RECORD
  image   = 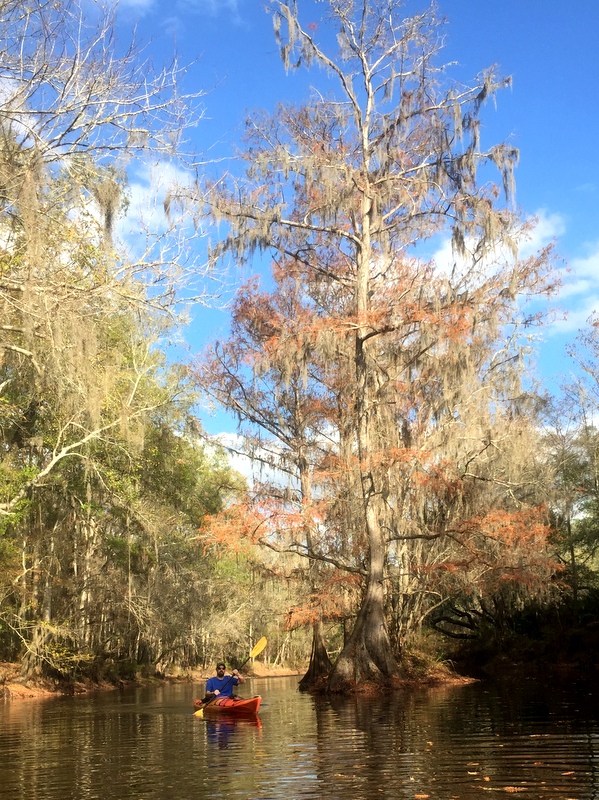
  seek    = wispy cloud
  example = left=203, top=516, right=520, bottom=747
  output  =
left=129, top=0, right=243, bottom=42
left=575, top=182, right=597, bottom=194
left=518, top=209, right=566, bottom=258
left=552, top=243, right=599, bottom=333
left=571, top=246, right=599, bottom=285
left=119, top=0, right=156, bottom=12
left=425, top=210, right=598, bottom=339
left=213, top=432, right=289, bottom=488
left=176, top=0, right=241, bottom=19
left=118, top=160, right=196, bottom=241
left=112, top=159, right=207, bottom=276
left=213, top=432, right=253, bottom=482
left=163, top=15, right=183, bottom=36
left=428, top=209, right=566, bottom=281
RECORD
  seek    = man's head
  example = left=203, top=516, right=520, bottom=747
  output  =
left=216, top=662, right=226, bottom=676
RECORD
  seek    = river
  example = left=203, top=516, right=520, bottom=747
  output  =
left=1, top=674, right=598, bottom=799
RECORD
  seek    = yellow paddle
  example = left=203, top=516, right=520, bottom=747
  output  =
left=194, top=636, right=267, bottom=717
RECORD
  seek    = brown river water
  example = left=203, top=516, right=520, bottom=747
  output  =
left=1, top=674, right=598, bottom=799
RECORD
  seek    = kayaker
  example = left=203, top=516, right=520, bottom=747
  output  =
left=204, top=661, right=245, bottom=700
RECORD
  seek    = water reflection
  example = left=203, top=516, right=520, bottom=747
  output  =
left=203, top=713, right=263, bottom=749
left=1, top=676, right=598, bottom=799
left=305, top=681, right=599, bottom=800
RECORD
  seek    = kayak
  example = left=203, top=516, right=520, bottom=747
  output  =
left=194, top=695, right=261, bottom=715
left=194, top=695, right=262, bottom=715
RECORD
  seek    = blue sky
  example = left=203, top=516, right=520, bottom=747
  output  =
left=111, top=0, right=599, bottom=431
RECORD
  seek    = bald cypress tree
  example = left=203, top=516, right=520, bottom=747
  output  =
left=203, top=0, right=557, bottom=691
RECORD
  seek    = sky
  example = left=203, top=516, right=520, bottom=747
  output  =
left=109, top=0, right=599, bottom=433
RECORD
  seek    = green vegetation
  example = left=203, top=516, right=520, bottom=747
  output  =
left=1, top=0, right=598, bottom=692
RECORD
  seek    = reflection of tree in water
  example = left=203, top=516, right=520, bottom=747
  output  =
left=311, top=692, right=420, bottom=797
left=310, top=684, right=599, bottom=799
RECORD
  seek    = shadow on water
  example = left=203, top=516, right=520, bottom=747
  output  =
left=1, top=675, right=599, bottom=799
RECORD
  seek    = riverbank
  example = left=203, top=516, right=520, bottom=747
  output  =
left=11, top=632, right=594, bottom=703
left=0, top=660, right=302, bottom=702
left=0, top=660, right=470, bottom=703
left=1, top=662, right=65, bottom=701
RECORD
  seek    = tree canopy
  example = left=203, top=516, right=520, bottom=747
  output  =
left=0, top=0, right=245, bottom=680
left=195, top=0, right=559, bottom=691
left=2, top=0, right=598, bottom=692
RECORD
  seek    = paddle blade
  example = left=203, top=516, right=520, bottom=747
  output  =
left=250, top=636, right=267, bottom=659
left=194, top=708, right=204, bottom=717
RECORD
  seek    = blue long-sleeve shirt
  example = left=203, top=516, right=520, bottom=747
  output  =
left=205, top=674, right=239, bottom=697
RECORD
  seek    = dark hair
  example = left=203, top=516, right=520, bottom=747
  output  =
left=216, top=662, right=226, bottom=669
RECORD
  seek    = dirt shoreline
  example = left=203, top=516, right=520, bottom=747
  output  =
left=0, top=661, right=302, bottom=703
left=1, top=661, right=477, bottom=704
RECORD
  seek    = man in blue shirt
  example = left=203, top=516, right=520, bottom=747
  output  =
left=205, top=661, right=245, bottom=699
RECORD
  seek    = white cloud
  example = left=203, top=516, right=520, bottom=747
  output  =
left=213, top=432, right=254, bottom=482
left=429, top=209, right=566, bottom=276
left=116, top=0, right=243, bottom=38
left=551, top=244, right=599, bottom=334
left=117, top=159, right=198, bottom=242
left=518, top=209, right=566, bottom=259
left=571, top=246, right=599, bottom=284
left=177, top=0, right=241, bottom=19
left=119, top=0, right=156, bottom=11
left=428, top=237, right=454, bottom=273
left=507, top=212, right=599, bottom=337
left=424, top=209, right=597, bottom=339
left=213, top=432, right=295, bottom=490
left=163, top=15, right=183, bottom=35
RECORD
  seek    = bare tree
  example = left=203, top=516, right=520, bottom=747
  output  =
left=0, top=0, right=231, bottom=678
left=0, top=0, right=211, bottom=517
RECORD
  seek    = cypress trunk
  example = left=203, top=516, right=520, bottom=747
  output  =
left=299, top=619, right=333, bottom=691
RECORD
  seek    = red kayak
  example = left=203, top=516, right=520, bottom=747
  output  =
left=194, top=695, right=262, bottom=715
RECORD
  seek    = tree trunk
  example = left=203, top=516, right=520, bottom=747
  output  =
left=299, top=619, right=332, bottom=691
left=328, top=509, right=398, bottom=692
left=327, top=579, right=397, bottom=692
left=327, top=188, right=399, bottom=692
left=297, top=456, right=334, bottom=691
left=20, top=624, right=51, bottom=681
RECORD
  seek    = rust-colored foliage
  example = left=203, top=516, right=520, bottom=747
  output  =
left=284, top=580, right=352, bottom=630
left=419, top=507, right=560, bottom=598
left=196, top=1, right=559, bottom=687
left=198, top=502, right=260, bottom=555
